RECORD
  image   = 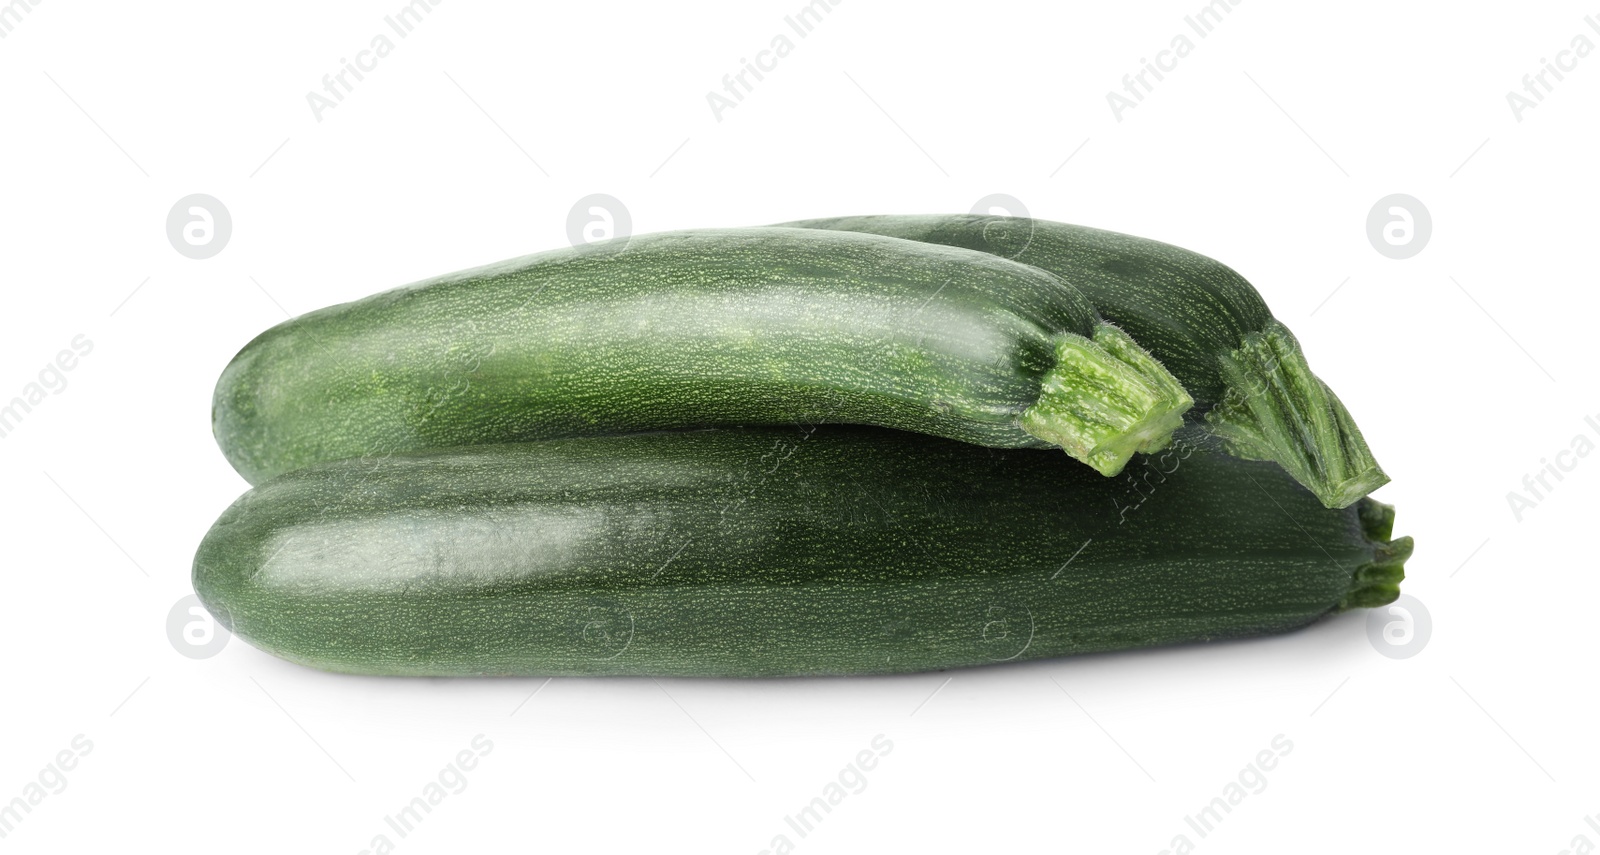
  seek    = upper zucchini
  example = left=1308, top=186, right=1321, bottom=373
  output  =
left=214, top=228, right=1190, bottom=484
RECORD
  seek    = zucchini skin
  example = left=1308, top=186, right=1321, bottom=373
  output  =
left=213, top=228, right=1190, bottom=485
left=193, top=427, right=1409, bottom=678
left=782, top=215, right=1390, bottom=509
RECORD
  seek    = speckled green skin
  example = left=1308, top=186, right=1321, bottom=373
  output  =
left=783, top=215, right=1390, bottom=508
left=214, top=227, right=1189, bottom=485
left=192, top=427, right=1409, bottom=677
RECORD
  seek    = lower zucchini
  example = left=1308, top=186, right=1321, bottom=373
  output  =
left=193, top=427, right=1409, bottom=677
left=781, top=214, right=1389, bottom=509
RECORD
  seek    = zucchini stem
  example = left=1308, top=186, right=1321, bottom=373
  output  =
left=1205, top=320, right=1390, bottom=509
left=1021, top=323, right=1194, bottom=477
left=1337, top=499, right=1410, bottom=611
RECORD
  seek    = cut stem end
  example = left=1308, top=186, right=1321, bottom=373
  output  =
left=1338, top=499, right=1410, bottom=611
left=1021, top=323, right=1194, bottom=477
left=1205, top=320, right=1390, bottom=508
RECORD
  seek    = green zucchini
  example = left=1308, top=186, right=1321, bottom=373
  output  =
left=213, top=228, right=1192, bottom=485
left=781, top=214, right=1388, bottom=509
left=192, top=427, right=1409, bottom=677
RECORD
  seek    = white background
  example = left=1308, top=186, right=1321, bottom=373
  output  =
left=1, top=1, right=1595, bottom=852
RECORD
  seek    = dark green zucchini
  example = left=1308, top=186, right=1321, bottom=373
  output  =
left=781, top=214, right=1388, bottom=509
left=193, top=427, right=1409, bottom=677
left=213, top=228, right=1192, bottom=485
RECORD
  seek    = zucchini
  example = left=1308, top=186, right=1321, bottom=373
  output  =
left=781, top=214, right=1389, bottom=509
left=192, top=427, right=1409, bottom=677
left=213, top=228, right=1192, bottom=485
